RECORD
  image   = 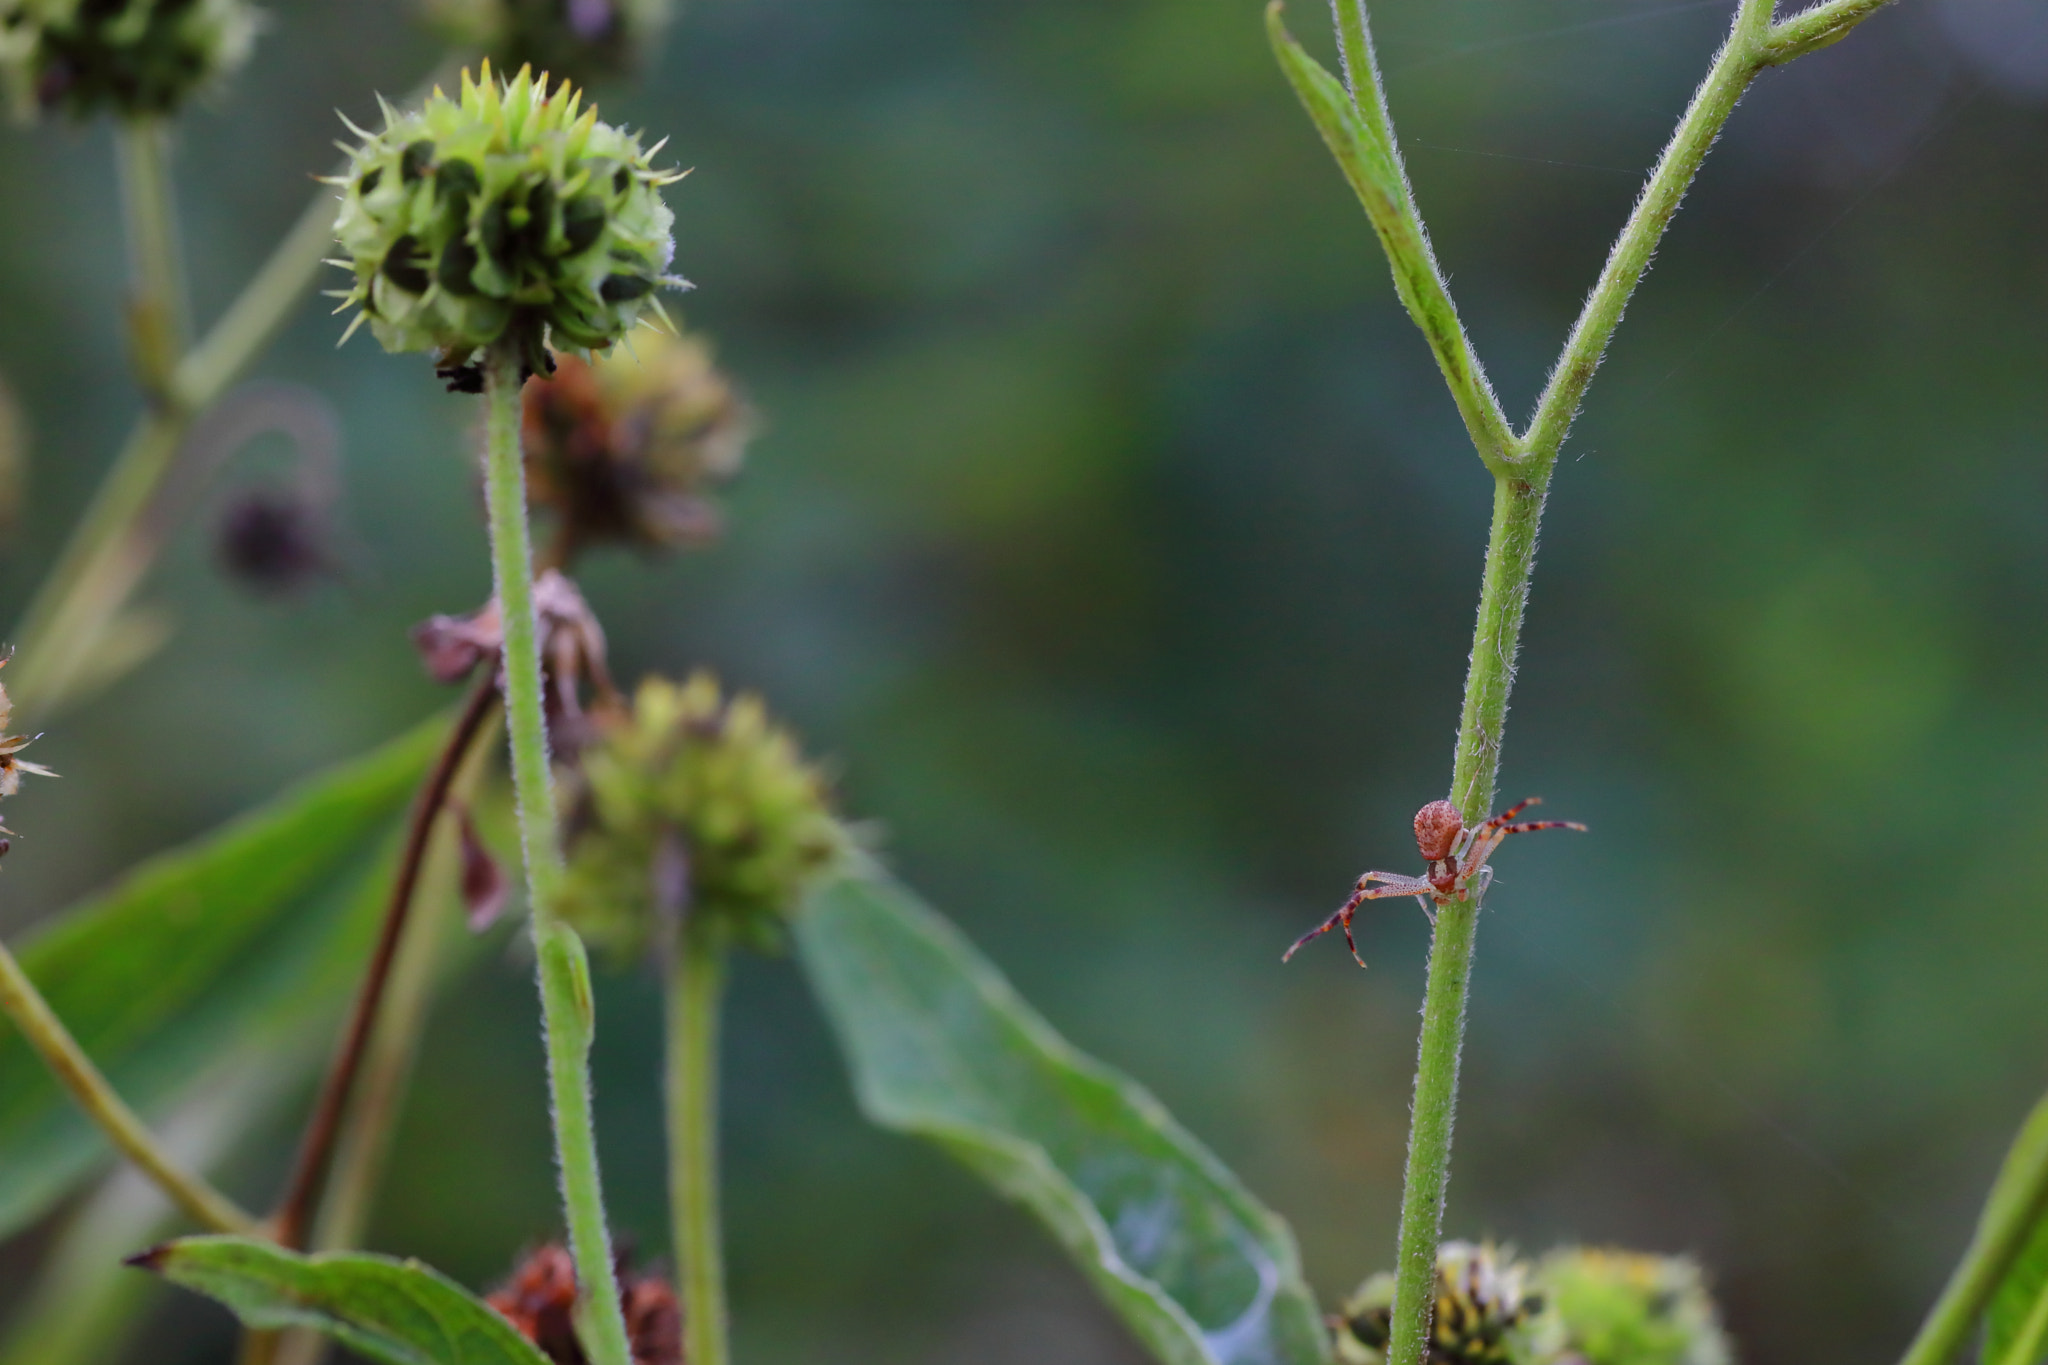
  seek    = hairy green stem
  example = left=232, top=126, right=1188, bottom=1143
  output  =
left=1377, top=2, right=1854, bottom=1361
left=1302, top=0, right=1514, bottom=470
left=0, top=935, right=256, bottom=1235
left=1521, top=0, right=1774, bottom=461
left=115, top=117, right=186, bottom=402
left=1896, top=1093, right=2048, bottom=1365
left=667, top=931, right=731, bottom=1365
left=482, top=342, right=633, bottom=1365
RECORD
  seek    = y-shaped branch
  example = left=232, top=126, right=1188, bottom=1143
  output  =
left=1272, top=3, right=1898, bottom=1364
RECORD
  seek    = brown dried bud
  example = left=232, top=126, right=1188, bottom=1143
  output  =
left=1413, top=799, right=1463, bottom=862
left=216, top=488, right=332, bottom=595
left=0, top=657, right=53, bottom=818
left=522, top=329, right=752, bottom=567
left=455, top=802, right=510, bottom=931
left=410, top=570, right=619, bottom=752
left=486, top=1242, right=681, bottom=1365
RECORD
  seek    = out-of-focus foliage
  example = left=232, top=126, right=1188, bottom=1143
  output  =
left=0, top=1, right=2044, bottom=1362
left=798, top=869, right=1332, bottom=1365
left=0, top=719, right=437, bottom=1237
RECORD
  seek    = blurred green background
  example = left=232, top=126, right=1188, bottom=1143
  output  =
left=0, top=0, right=2044, bottom=1361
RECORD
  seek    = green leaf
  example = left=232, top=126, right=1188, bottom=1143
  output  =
left=132, top=1235, right=550, bottom=1365
left=1989, top=1215, right=2048, bottom=1365
left=0, top=717, right=446, bottom=1237
left=795, top=870, right=1333, bottom=1365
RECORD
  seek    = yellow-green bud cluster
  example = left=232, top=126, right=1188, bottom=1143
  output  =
left=1527, top=1249, right=1731, bottom=1365
left=329, top=62, right=685, bottom=378
left=0, top=0, right=257, bottom=120
left=1336, top=1243, right=1544, bottom=1365
left=559, top=673, right=840, bottom=958
left=421, top=0, right=672, bottom=89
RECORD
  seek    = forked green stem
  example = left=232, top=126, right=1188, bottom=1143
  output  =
left=1289, top=3, right=1904, bottom=1364
left=666, top=930, right=731, bottom=1365
left=0, top=935, right=255, bottom=1235
left=481, top=342, right=633, bottom=1365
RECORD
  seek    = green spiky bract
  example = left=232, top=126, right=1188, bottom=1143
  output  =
left=0, top=0, right=258, bottom=120
left=329, top=61, right=685, bottom=378
left=559, top=673, right=841, bottom=960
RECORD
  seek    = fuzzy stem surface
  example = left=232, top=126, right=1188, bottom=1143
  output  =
left=482, top=343, right=633, bottom=1365
left=667, top=931, right=731, bottom=1365
left=1382, top=6, right=1779, bottom=1364
left=0, top=936, right=255, bottom=1235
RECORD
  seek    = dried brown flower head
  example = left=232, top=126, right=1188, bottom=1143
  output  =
left=0, top=656, right=54, bottom=817
left=486, top=1242, right=681, bottom=1365
left=522, top=329, right=751, bottom=567
left=411, top=569, right=619, bottom=752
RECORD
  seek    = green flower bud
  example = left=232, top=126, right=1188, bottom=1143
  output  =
left=558, top=672, right=840, bottom=959
left=0, top=0, right=259, bottom=120
left=421, top=0, right=672, bottom=89
left=523, top=327, right=752, bottom=564
left=1529, top=1249, right=1731, bottom=1365
left=1335, top=1243, right=1546, bottom=1365
left=328, top=61, right=686, bottom=381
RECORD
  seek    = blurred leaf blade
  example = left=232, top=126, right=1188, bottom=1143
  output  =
left=1989, top=1217, right=2048, bottom=1365
left=0, top=716, right=445, bottom=1237
left=133, top=1235, right=550, bottom=1365
left=795, top=869, right=1333, bottom=1365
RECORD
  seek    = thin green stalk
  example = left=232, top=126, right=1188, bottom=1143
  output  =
left=1275, top=0, right=1513, bottom=470
left=5, top=185, right=334, bottom=718
left=0, top=935, right=256, bottom=1235
left=8, top=68, right=453, bottom=720
left=1896, top=1093, right=2048, bottom=1365
left=666, top=931, right=731, bottom=1365
left=1369, top=1, right=1899, bottom=1361
left=115, top=117, right=186, bottom=403
left=1521, top=0, right=1775, bottom=462
left=481, top=341, right=633, bottom=1365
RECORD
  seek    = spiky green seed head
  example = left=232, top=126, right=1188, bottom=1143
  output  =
left=0, top=0, right=258, bottom=121
left=1526, top=1249, right=1731, bottom=1365
left=329, top=61, right=686, bottom=379
left=1335, top=1243, right=1545, bottom=1365
left=421, top=0, right=672, bottom=89
left=558, top=672, right=841, bottom=959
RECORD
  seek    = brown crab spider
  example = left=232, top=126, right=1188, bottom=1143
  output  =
left=1283, top=797, right=1586, bottom=968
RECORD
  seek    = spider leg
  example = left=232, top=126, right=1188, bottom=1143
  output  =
left=1479, top=797, right=1541, bottom=832
left=1495, top=819, right=1588, bottom=836
left=1282, top=876, right=1431, bottom=965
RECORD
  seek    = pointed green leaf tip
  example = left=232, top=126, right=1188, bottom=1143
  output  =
left=131, top=1235, right=553, bottom=1365
left=329, top=60, right=688, bottom=375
